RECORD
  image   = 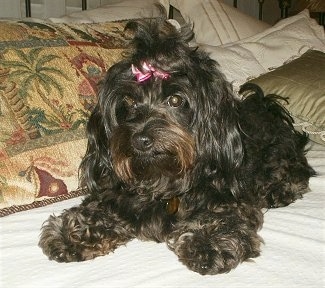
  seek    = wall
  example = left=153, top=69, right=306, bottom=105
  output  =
left=223, top=0, right=284, bottom=25
left=0, top=0, right=22, bottom=18
left=0, top=0, right=284, bottom=24
left=0, top=0, right=116, bottom=19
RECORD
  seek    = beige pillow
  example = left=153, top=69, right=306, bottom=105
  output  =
left=248, top=50, right=325, bottom=145
left=171, top=0, right=270, bottom=46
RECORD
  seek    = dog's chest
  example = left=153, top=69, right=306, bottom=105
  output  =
left=131, top=195, right=181, bottom=218
left=126, top=195, right=185, bottom=238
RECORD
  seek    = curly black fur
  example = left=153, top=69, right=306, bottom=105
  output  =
left=39, top=18, right=315, bottom=275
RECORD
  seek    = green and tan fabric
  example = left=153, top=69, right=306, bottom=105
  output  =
left=249, top=50, right=325, bottom=145
left=0, top=20, right=129, bottom=216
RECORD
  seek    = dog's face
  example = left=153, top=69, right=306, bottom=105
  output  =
left=80, top=19, right=243, bottom=198
left=110, top=73, right=196, bottom=184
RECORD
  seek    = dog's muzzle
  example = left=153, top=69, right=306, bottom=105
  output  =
left=110, top=121, right=196, bottom=183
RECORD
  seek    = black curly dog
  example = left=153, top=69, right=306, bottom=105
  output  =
left=39, top=18, right=315, bottom=275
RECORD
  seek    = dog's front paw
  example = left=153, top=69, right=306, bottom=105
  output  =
left=39, top=214, right=82, bottom=262
left=39, top=210, right=109, bottom=263
left=169, top=232, right=218, bottom=275
left=168, top=230, right=261, bottom=275
left=39, top=207, right=133, bottom=262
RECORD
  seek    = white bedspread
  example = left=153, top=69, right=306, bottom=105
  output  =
left=1, top=143, right=324, bottom=288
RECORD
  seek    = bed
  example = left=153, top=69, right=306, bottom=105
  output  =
left=1, top=1, right=324, bottom=287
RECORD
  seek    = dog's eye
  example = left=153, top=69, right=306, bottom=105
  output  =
left=124, top=96, right=137, bottom=109
left=167, top=95, right=184, bottom=108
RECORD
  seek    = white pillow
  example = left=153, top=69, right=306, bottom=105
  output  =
left=49, top=0, right=168, bottom=23
left=171, top=0, right=270, bottom=46
left=200, top=10, right=325, bottom=93
left=225, top=9, right=325, bottom=70
left=202, top=44, right=266, bottom=93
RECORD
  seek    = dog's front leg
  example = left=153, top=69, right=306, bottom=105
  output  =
left=39, top=198, right=135, bottom=262
left=167, top=203, right=264, bottom=275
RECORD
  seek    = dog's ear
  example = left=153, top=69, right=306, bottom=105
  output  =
left=79, top=61, right=131, bottom=193
left=190, top=52, right=243, bottom=195
left=79, top=104, right=111, bottom=193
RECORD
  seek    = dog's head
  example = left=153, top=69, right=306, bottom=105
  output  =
left=80, top=19, right=243, bottom=199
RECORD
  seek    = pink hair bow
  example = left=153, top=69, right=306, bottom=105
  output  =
left=131, top=62, right=170, bottom=82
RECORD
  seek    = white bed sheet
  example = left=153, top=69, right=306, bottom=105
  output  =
left=0, top=142, right=324, bottom=288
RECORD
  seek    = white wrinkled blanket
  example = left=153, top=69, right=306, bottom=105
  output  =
left=1, top=142, right=324, bottom=288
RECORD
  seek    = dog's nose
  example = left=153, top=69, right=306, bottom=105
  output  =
left=132, top=132, right=154, bottom=151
